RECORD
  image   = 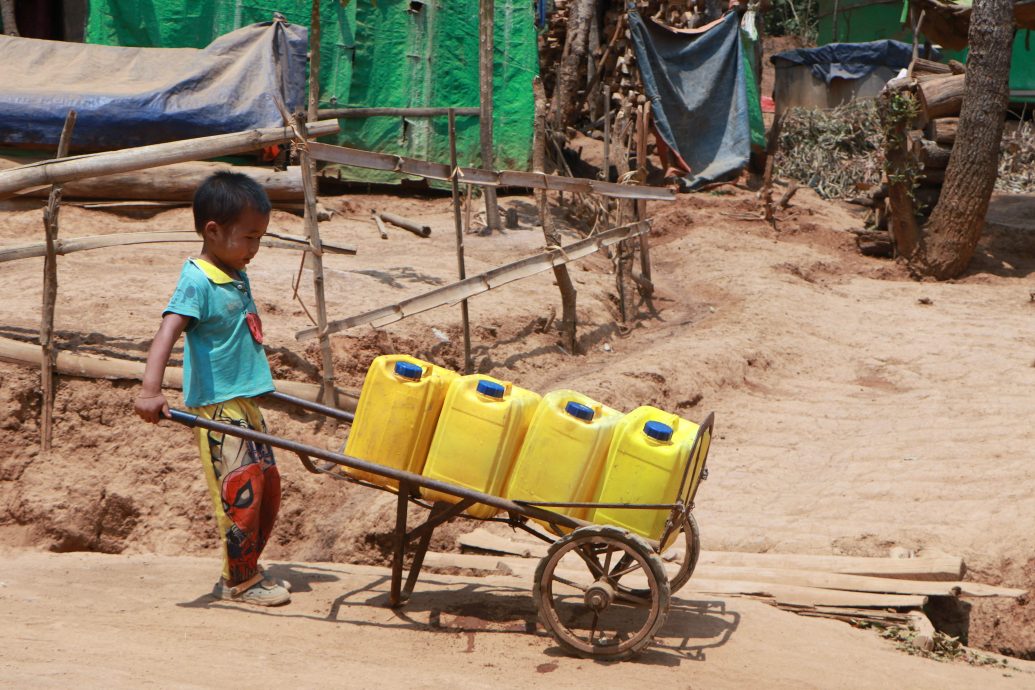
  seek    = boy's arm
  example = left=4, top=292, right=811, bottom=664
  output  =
left=135, top=313, right=192, bottom=423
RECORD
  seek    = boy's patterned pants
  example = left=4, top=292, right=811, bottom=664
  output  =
left=188, top=397, right=281, bottom=585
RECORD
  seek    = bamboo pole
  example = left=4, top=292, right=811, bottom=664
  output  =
left=0, top=120, right=340, bottom=200
left=0, top=158, right=305, bottom=202
left=318, top=107, right=480, bottom=118
left=308, top=0, right=321, bottom=124
left=294, top=113, right=338, bottom=407
left=479, top=0, right=501, bottom=232
left=307, top=140, right=675, bottom=201
left=372, top=213, right=388, bottom=239
left=449, top=109, right=473, bottom=374
left=602, top=85, right=611, bottom=182
left=0, top=231, right=355, bottom=264
left=40, top=111, right=77, bottom=451
left=0, top=336, right=357, bottom=411
left=378, top=212, right=431, bottom=238
left=296, top=219, right=650, bottom=341
left=636, top=101, right=654, bottom=301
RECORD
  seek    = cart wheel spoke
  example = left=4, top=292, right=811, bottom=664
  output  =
left=613, top=589, right=652, bottom=607
left=551, top=575, right=588, bottom=592
left=575, top=544, right=606, bottom=577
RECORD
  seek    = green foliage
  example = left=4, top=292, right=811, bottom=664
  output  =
left=878, top=91, right=926, bottom=215
left=764, top=0, right=819, bottom=45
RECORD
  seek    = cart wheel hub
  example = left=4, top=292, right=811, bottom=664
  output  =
left=585, top=580, right=616, bottom=611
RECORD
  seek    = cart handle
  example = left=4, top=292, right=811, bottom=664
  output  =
left=164, top=407, right=586, bottom=532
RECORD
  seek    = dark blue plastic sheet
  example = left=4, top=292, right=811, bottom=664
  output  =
left=771, top=40, right=940, bottom=85
left=629, top=11, right=751, bottom=191
left=0, top=21, right=307, bottom=150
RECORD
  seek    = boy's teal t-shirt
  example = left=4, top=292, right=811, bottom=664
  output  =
left=164, top=258, right=275, bottom=407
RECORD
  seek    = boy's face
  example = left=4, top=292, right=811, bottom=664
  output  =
left=202, top=206, right=270, bottom=272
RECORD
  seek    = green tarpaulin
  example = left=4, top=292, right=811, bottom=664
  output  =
left=85, top=1, right=537, bottom=181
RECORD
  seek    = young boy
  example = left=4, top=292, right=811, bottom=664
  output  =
left=135, top=171, right=289, bottom=607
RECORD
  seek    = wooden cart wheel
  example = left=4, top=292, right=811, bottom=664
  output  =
left=662, top=511, right=701, bottom=595
left=533, top=525, right=671, bottom=660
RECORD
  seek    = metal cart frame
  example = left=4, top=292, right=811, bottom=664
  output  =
left=168, top=390, right=714, bottom=660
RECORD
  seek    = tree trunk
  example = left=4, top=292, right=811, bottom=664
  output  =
left=533, top=77, right=578, bottom=353
left=1, top=0, right=18, bottom=36
left=550, top=0, right=595, bottom=130
left=915, top=0, right=1014, bottom=279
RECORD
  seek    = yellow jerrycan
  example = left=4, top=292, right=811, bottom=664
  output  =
left=503, top=390, right=621, bottom=531
left=585, top=406, right=705, bottom=543
left=422, top=375, right=541, bottom=518
left=344, top=355, right=458, bottom=489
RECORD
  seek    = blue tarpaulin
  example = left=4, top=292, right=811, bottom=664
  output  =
left=771, top=40, right=939, bottom=84
left=629, top=11, right=753, bottom=191
left=0, top=21, right=307, bottom=150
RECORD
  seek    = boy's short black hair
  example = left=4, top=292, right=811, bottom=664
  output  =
left=193, top=171, right=273, bottom=233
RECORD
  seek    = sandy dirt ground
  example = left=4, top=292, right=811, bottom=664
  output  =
left=2, top=179, right=1035, bottom=682
left=1, top=549, right=1032, bottom=689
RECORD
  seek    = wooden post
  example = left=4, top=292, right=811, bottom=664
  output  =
left=602, top=85, right=611, bottom=182
left=448, top=109, right=473, bottom=374
left=307, top=0, right=322, bottom=200
left=479, top=0, right=501, bottom=232
left=635, top=101, right=653, bottom=301
left=307, top=0, right=321, bottom=123
left=294, top=113, right=338, bottom=407
left=532, top=77, right=578, bottom=354
left=40, top=110, right=76, bottom=451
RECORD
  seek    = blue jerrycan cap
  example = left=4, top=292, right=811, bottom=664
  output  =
left=394, top=361, right=424, bottom=380
left=476, top=379, right=506, bottom=398
left=564, top=401, right=595, bottom=421
left=643, top=420, right=674, bottom=442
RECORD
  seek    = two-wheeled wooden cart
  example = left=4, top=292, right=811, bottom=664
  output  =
left=169, top=390, right=714, bottom=660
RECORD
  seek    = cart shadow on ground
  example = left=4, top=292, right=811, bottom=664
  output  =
left=176, top=563, right=740, bottom=666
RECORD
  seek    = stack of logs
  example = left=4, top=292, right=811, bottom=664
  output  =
left=854, top=58, right=965, bottom=258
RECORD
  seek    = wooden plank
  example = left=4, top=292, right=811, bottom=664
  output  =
left=0, top=231, right=355, bottom=264
left=692, top=551, right=964, bottom=581
left=460, top=529, right=963, bottom=581
left=459, top=529, right=545, bottom=557
left=0, top=336, right=357, bottom=411
left=692, top=565, right=1024, bottom=598
left=680, top=578, right=928, bottom=609
left=0, top=120, right=340, bottom=200
left=424, top=550, right=928, bottom=609
left=295, top=220, right=651, bottom=341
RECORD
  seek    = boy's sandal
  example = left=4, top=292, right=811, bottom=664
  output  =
left=258, top=563, right=292, bottom=592
left=214, top=573, right=291, bottom=607
left=228, top=572, right=264, bottom=597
